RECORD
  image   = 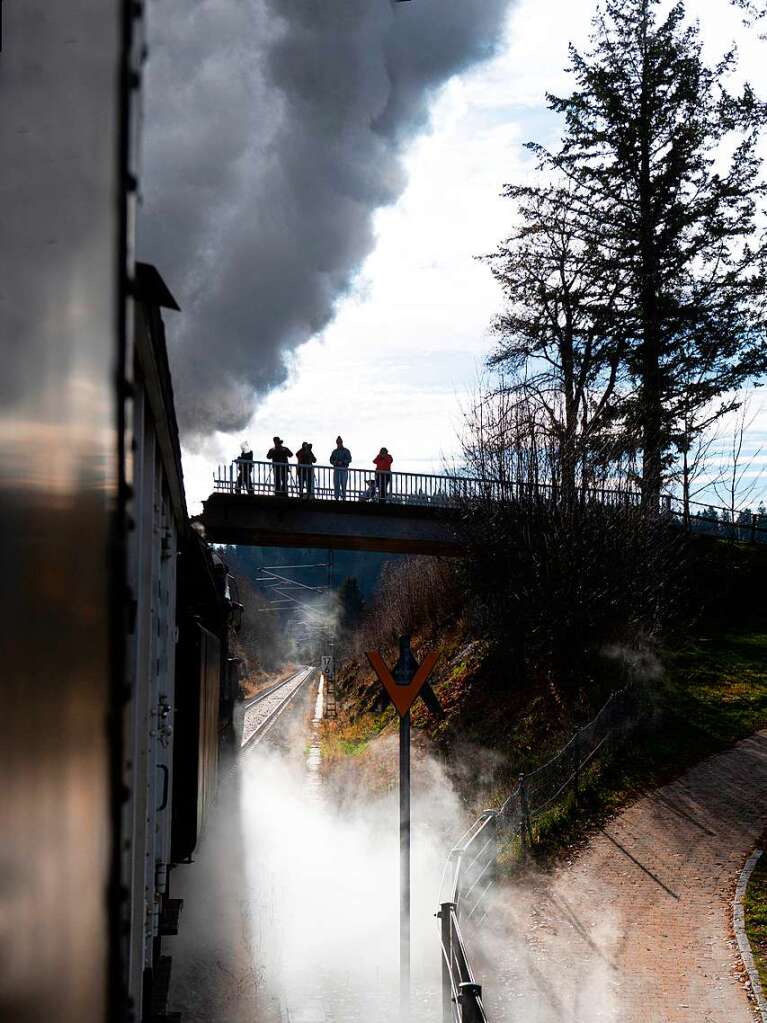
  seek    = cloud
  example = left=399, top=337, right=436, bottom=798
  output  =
left=139, top=0, right=515, bottom=441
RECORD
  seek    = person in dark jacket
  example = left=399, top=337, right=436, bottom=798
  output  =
left=373, top=446, right=393, bottom=501
left=236, top=440, right=254, bottom=494
left=266, top=436, right=293, bottom=495
left=296, top=441, right=316, bottom=498
left=329, top=435, right=352, bottom=500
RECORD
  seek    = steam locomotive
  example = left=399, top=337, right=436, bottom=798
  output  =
left=2, top=8, right=241, bottom=1023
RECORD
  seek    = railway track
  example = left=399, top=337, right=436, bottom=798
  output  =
left=239, top=666, right=315, bottom=751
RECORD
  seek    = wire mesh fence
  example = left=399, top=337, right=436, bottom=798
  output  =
left=437, top=685, right=641, bottom=1022
left=497, top=686, right=639, bottom=849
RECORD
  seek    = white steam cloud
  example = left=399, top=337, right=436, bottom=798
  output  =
left=139, top=0, right=514, bottom=441
left=168, top=711, right=463, bottom=1020
left=168, top=678, right=620, bottom=1021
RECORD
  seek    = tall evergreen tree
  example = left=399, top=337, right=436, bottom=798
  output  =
left=731, top=0, right=767, bottom=23
left=531, top=0, right=767, bottom=506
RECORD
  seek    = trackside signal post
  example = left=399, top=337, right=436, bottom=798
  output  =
left=367, top=636, right=441, bottom=1019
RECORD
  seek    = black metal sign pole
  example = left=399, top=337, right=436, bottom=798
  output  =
left=400, top=707, right=411, bottom=1018
left=367, top=636, right=442, bottom=1023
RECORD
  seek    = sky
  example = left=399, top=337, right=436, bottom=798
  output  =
left=141, top=0, right=767, bottom=513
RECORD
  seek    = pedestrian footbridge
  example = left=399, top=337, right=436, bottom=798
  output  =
left=198, top=460, right=637, bottom=555
left=200, top=462, right=471, bottom=554
left=197, top=460, right=767, bottom=555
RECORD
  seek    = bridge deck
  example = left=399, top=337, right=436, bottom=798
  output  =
left=200, top=492, right=463, bottom=555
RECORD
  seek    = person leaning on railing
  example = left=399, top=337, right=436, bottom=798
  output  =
left=266, top=436, right=293, bottom=496
left=373, top=446, right=393, bottom=501
left=330, top=435, right=352, bottom=500
left=295, top=441, right=316, bottom=498
left=235, top=440, right=254, bottom=494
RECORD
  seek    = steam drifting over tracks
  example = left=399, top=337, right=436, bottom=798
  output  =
left=240, top=667, right=315, bottom=750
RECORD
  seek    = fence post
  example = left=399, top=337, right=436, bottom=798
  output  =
left=519, top=773, right=531, bottom=857
left=458, top=982, right=483, bottom=1023
left=488, top=812, right=498, bottom=889
left=572, top=728, right=581, bottom=806
left=439, top=902, right=454, bottom=1023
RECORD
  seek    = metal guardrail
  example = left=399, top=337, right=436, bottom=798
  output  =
left=438, top=812, right=498, bottom=1023
left=437, top=687, right=638, bottom=1022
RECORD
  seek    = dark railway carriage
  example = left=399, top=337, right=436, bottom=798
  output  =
left=125, top=286, right=243, bottom=1016
left=123, top=262, right=188, bottom=1021
left=173, top=620, right=221, bottom=861
left=171, top=534, right=241, bottom=864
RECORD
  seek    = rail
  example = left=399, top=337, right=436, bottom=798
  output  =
left=214, top=460, right=767, bottom=541
left=238, top=667, right=314, bottom=750
left=436, top=686, right=639, bottom=1023
left=242, top=674, right=301, bottom=713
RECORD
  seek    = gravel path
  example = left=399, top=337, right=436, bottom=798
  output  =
left=481, top=731, right=767, bottom=1023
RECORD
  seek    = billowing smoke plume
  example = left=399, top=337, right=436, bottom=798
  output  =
left=139, top=0, right=513, bottom=440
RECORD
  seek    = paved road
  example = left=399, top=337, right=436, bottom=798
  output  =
left=481, top=731, right=767, bottom=1023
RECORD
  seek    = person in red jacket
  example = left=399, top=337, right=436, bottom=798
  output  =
left=373, top=446, right=393, bottom=501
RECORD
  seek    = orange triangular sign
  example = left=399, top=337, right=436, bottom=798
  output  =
left=366, top=649, right=439, bottom=718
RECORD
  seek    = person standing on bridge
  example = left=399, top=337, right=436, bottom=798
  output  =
left=373, top=446, right=393, bottom=501
left=236, top=440, right=254, bottom=495
left=296, top=441, right=316, bottom=499
left=266, top=436, right=293, bottom=496
left=330, top=435, right=352, bottom=500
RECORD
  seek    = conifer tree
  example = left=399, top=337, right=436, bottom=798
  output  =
left=531, top=0, right=767, bottom=505
left=731, top=0, right=767, bottom=23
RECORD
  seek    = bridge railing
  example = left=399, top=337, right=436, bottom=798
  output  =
left=663, top=495, right=767, bottom=542
left=213, top=460, right=644, bottom=510
left=214, top=459, right=473, bottom=505
left=213, top=461, right=767, bottom=540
